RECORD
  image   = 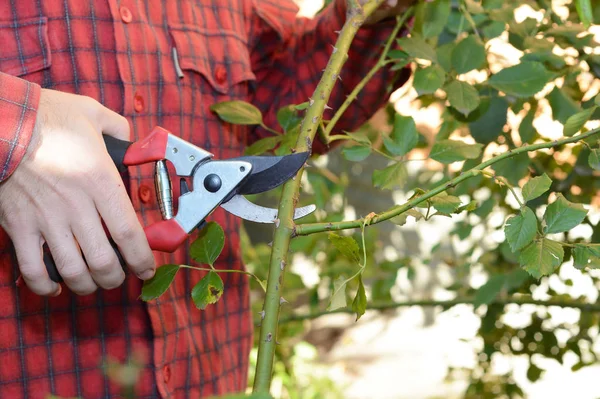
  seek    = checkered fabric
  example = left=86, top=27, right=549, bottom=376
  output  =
left=0, top=1, right=408, bottom=398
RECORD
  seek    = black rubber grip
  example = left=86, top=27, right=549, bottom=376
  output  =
left=102, top=134, right=132, bottom=173
left=43, top=134, right=133, bottom=283
left=43, top=238, right=127, bottom=283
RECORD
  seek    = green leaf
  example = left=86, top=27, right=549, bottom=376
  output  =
left=390, top=209, right=424, bottom=226
left=576, top=0, right=593, bottom=28
left=473, top=274, right=506, bottom=309
left=445, top=80, right=480, bottom=116
left=276, top=105, right=302, bottom=132
left=488, top=62, right=554, bottom=98
left=451, top=35, right=486, bottom=74
left=140, top=264, right=180, bottom=301
left=342, top=146, right=371, bottom=162
left=543, top=194, right=588, bottom=234
left=429, top=139, right=483, bottom=163
left=468, top=96, right=509, bottom=144
left=372, top=162, right=407, bottom=190
left=588, top=149, right=600, bottom=170
left=351, top=275, right=367, bottom=321
left=522, top=173, right=552, bottom=202
left=191, top=271, right=224, bottom=310
left=415, top=0, right=451, bottom=38
left=210, top=100, right=263, bottom=125
left=397, top=36, right=438, bottom=62
left=431, top=193, right=462, bottom=214
left=343, top=131, right=372, bottom=146
left=482, top=20, right=506, bottom=39
left=504, top=268, right=530, bottom=291
left=190, top=222, right=225, bottom=266
left=328, top=233, right=361, bottom=264
left=519, top=105, right=538, bottom=143
left=505, top=207, right=538, bottom=252
left=563, top=106, right=596, bottom=136
left=383, top=114, right=419, bottom=156
left=294, top=102, right=309, bottom=110
left=388, top=49, right=409, bottom=60
left=245, top=136, right=282, bottom=156
left=520, top=238, right=564, bottom=278
left=413, top=65, right=446, bottom=96
left=491, top=152, right=530, bottom=186
left=437, top=42, right=455, bottom=72
left=573, top=245, right=600, bottom=270
left=527, top=363, right=545, bottom=383
left=521, top=51, right=567, bottom=71
left=328, top=276, right=348, bottom=311
left=548, top=86, right=581, bottom=124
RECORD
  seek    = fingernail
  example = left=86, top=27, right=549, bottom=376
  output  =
left=51, top=285, right=62, bottom=297
left=138, top=269, right=155, bottom=280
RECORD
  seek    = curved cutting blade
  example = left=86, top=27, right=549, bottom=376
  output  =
left=231, top=151, right=310, bottom=195
left=220, top=195, right=316, bottom=223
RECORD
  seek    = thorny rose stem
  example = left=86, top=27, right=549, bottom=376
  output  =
left=294, top=127, right=600, bottom=236
left=252, top=0, right=386, bottom=392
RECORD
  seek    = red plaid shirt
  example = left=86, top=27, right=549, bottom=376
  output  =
left=0, top=1, right=407, bottom=398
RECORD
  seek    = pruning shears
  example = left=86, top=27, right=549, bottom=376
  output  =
left=43, top=126, right=315, bottom=282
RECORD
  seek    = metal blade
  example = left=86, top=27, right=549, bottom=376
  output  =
left=230, top=152, right=310, bottom=195
left=220, top=195, right=316, bottom=223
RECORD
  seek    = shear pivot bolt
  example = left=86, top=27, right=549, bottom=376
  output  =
left=204, top=174, right=222, bottom=193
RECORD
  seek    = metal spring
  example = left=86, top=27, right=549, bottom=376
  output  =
left=154, top=160, right=174, bottom=219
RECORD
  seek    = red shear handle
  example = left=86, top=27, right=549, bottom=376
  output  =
left=123, top=126, right=171, bottom=166
left=144, top=219, right=188, bottom=253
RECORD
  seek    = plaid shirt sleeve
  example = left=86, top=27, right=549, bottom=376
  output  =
left=0, top=72, right=40, bottom=182
left=248, top=0, right=409, bottom=151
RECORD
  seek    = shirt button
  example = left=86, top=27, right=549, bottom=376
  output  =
left=163, top=365, right=171, bottom=383
left=134, top=93, right=144, bottom=113
left=214, top=65, right=227, bottom=84
left=138, top=185, right=152, bottom=203
left=120, top=6, right=132, bottom=23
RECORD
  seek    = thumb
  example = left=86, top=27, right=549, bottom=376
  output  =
left=99, top=108, right=131, bottom=141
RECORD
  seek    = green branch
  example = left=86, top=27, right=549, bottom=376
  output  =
left=324, top=9, right=412, bottom=138
left=294, top=127, right=600, bottom=236
left=278, top=297, right=600, bottom=324
left=252, top=0, right=386, bottom=393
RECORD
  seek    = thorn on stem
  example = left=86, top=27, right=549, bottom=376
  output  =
left=309, top=97, right=314, bottom=106
left=259, top=310, right=266, bottom=320
left=324, top=104, right=333, bottom=110
left=334, top=30, right=341, bottom=34
left=280, top=297, right=288, bottom=305
left=312, top=116, right=318, bottom=124
left=266, top=333, right=272, bottom=342
left=274, top=218, right=280, bottom=227
left=280, top=260, right=286, bottom=271
left=331, top=45, right=338, bottom=54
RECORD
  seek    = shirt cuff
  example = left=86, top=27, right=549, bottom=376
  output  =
left=0, top=72, right=41, bottom=182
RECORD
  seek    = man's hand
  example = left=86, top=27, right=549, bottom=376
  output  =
left=363, top=0, right=416, bottom=25
left=0, top=89, right=156, bottom=297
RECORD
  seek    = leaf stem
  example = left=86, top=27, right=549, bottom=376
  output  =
left=179, top=265, right=266, bottom=292
left=294, top=128, right=600, bottom=236
left=260, top=123, right=282, bottom=136
left=277, top=296, right=600, bottom=324
left=324, top=9, right=413, bottom=138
